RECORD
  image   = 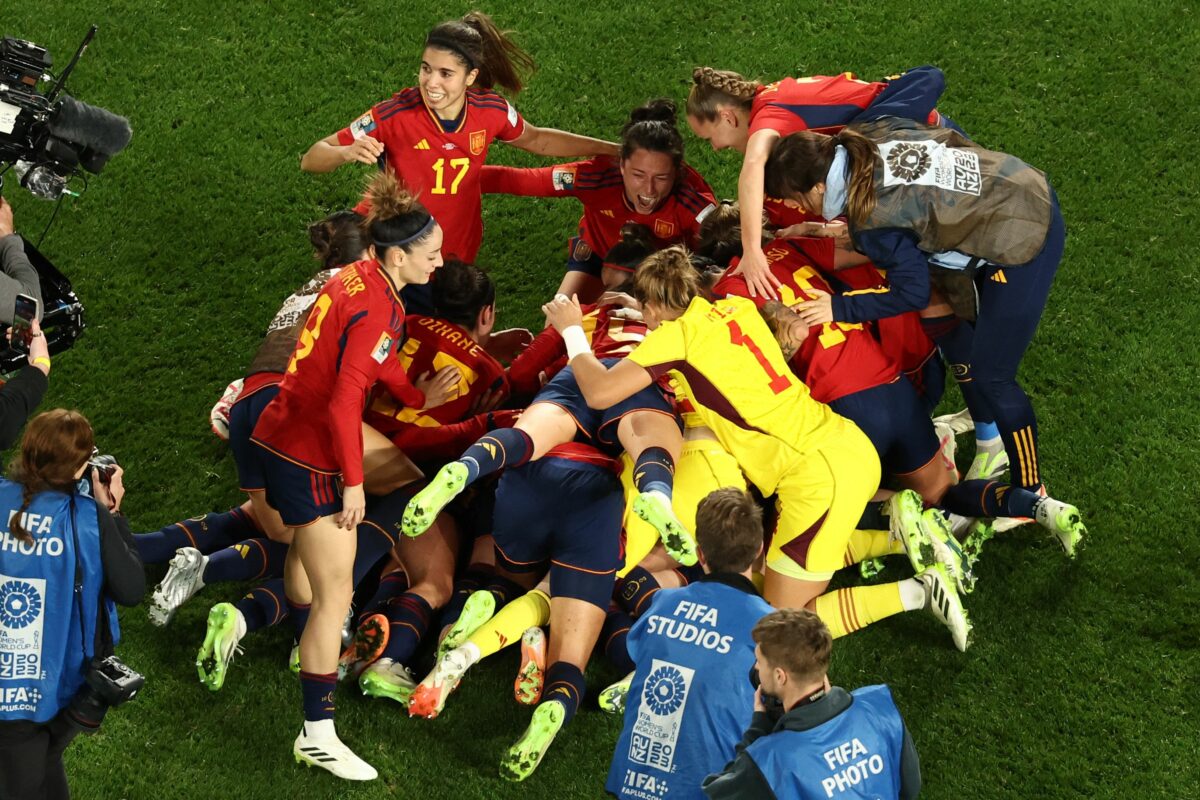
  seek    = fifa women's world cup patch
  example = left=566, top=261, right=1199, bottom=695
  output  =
left=350, top=112, right=377, bottom=139
left=553, top=165, right=577, bottom=191
left=371, top=332, right=395, bottom=364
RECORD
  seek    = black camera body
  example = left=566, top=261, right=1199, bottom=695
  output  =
left=0, top=27, right=131, bottom=200
left=65, top=655, right=145, bottom=733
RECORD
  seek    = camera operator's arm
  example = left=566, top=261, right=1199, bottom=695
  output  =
left=93, top=466, right=145, bottom=606
left=0, top=319, right=50, bottom=449
left=0, top=198, right=44, bottom=323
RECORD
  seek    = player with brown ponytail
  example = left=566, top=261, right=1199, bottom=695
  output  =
left=686, top=64, right=954, bottom=300
left=301, top=11, right=618, bottom=287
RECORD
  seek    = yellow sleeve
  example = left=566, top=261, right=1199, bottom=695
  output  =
left=627, top=319, right=687, bottom=378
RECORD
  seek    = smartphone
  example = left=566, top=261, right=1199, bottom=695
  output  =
left=11, top=293, right=38, bottom=355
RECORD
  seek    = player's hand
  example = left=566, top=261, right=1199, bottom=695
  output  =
left=417, top=365, right=461, bottom=409
left=343, top=137, right=385, bottom=166
left=795, top=289, right=834, bottom=325
left=732, top=246, right=781, bottom=300
left=597, top=291, right=640, bottom=311
left=337, top=483, right=366, bottom=530
left=0, top=196, right=14, bottom=238
left=93, top=465, right=124, bottom=513
left=541, top=293, right=584, bottom=332
left=468, top=385, right=506, bottom=416
left=486, top=327, right=533, bottom=363
left=774, top=220, right=848, bottom=241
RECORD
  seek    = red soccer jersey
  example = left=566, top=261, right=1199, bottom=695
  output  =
left=251, top=260, right=424, bottom=485
left=364, top=314, right=509, bottom=440
left=481, top=158, right=717, bottom=260
left=827, top=263, right=936, bottom=380
left=713, top=239, right=898, bottom=403
left=337, top=87, right=526, bottom=261
left=507, top=303, right=649, bottom=401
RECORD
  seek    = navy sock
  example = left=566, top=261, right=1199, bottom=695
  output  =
left=380, top=592, right=434, bottom=665
left=633, top=447, right=675, bottom=499
left=359, top=570, right=409, bottom=623
left=941, top=480, right=1040, bottom=519
left=601, top=611, right=635, bottom=674
left=134, top=507, right=258, bottom=563
left=439, top=564, right=494, bottom=630
left=203, top=538, right=288, bottom=584
left=615, top=566, right=662, bottom=617
left=460, top=428, right=534, bottom=484
left=286, top=597, right=311, bottom=644
left=542, top=661, right=587, bottom=724
left=235, top=578, right=288, bottom=633
left=921, top=314, right=996, bottom=427
left=298, top=670, right=336, bottom=722
left=484, top=574, right=528, bottom=609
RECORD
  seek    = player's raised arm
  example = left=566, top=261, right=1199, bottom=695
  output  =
left=509, top=123, right=619, bottom=158
left=542, top=294, right=651, bottom=409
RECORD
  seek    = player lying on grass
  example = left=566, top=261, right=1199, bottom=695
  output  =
left=482, top=98, right=717, bottom=304
left=542, top=247, right=973, bottom=650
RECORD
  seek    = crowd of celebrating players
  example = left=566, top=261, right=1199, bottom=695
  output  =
left=132, top=10, right=1086, bottom=790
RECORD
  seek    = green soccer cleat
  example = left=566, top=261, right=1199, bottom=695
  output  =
left=859, top=557, right=886, bottom=581
left=196, top=602, right=246, bottom=692
left=960, top=519, right=995, bottom=580
left=359, top=657, right=417, bottom=707
left=922, top=508, right=970, bottom=594
left=499, top=700, right=566, bottom=782
left=1034, top=497, right=1086, bottom=558
left=437, top=590, right=495, bottom=662
left=965, top=447, right=1010, bottom=482
left=917, top=564, right=973, bottom=652
left=514, top=627, right=547, bottom=706
left=289, top=644, right=300, bottom=675
left=402, top=462, right=469, bottom=538
left=598, top=671, right=634, bottom=716
left=633, top=490, right=698, bottom=566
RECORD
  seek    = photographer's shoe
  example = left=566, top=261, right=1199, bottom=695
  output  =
left=150, top=547, right=208, bottom=627
left=293, top=721, right=377, bottom=781
left=196, top=602, right=246, bottom=691
left=359, top=658, right=417, bottom=707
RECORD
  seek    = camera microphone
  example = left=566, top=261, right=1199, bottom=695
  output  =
left=48, top=94, right=132, bottom=164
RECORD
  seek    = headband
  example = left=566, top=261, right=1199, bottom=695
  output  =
left=374, top=214, right=436, bottom=248
left=425, top=34, right=477, bottom=70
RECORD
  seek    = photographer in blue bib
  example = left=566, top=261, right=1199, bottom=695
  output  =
left=703, top=609, right=920, bottom=800
left=0, top=409, right=144, bottom=800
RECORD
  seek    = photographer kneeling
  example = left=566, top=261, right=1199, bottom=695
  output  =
left=0, top=410, right=144, bottom=800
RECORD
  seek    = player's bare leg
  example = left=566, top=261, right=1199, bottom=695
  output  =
left=362, top=423, right=423, bottom=495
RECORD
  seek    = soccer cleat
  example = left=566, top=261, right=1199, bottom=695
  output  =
left=598, top=671, right=634, bottom=716
left=289, top=644, right=301, bottom=675
left=209, top=378, right=243, bottom=441
left=922, top=508, right=970, bottom=594
left=858, top=557, right=886, bottom=581
left=499, top=700, right=566, bottom=782
left=437, top=590, right=495, bottom=661
left=965, top=444, right=1010, bottom=481
left=359, top=657, right=417, bottom=707
left=932, top=407, right=975, bottom=436
left=149, top=547, right=208, bottom=627
left=196, top=602, right=246, bottom=691
left=959, top=520, right=994, bottom=593
left=1034, top=497, right=1086, bottom=558
left=293, top=724, right=377, bottom=781
left=514, top=627, right=547, bottom=706
left=409, top=646, right=473, bottom=720
left=632, top=490, right=698, bottom=566
left=402, top=462, right=469, bottom=538
left=917, top=564, right=972, bottom=652
left=338, top=613, right=389, bottom=681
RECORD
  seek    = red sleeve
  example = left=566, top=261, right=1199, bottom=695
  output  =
left=335, top=108, right=382, bottom=146
left=481, top=165, right=558, bottom=197
left=328, top=312, right=394, bottom=486
left=506, top=325, right=567, bottom=402
left=495, top=99, right=525, bottom=142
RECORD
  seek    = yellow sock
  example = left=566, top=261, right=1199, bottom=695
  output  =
left=466, top=589, right=551, bottom=660
left=813, top=582, right=906, bottom=638
left=843, top=529, right=905, bottom=567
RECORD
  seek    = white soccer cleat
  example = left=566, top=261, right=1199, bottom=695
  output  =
left=965, top=443, right=1009, bottom=481
left=931, top=407, right=975, bottom=436
left=209, top=378, right=243, bottom=441
left=408, top=645, right=473, bottom=719
left=359, top=657, right=418, bottom=707
left=917, top=565, right=972, bottom=652
left=149, top=547, right=208, bottom=627
left=293, top=722, right=378, bottom=781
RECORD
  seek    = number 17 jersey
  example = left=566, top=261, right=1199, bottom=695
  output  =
left=337, top=87, right=526, bottom=261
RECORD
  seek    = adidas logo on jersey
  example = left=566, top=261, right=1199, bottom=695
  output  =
left=413, top=139, right=431, bottom=150
left=601, top=209, right=615, bottom=218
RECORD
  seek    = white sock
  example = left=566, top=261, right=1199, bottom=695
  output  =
left=899, top=578, right=927, bottom=612
left=460, top=641, right=482, bottom=668
left=303, top=718, right=336, bottom=739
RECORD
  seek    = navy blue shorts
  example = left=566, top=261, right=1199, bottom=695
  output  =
left=255, top=444, right=342, bottom=528
left=855, top=65, right=945, bottom=127
left=829, top=377, right=940, bottom=476
left=229, top=382, right=279, bottom=492
left=534, top=359, right=678, bottom=455
left=565, top=235, right=603, bottom=276
left=493, top=458, right=624, bottom=608
left=905, top=352, right=946, bottom=416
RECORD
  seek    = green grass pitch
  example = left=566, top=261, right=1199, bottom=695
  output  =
left=3, top=0, right=1198, bottom=797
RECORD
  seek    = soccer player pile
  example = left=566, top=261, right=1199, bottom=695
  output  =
left=135, top=11, right=1086, bottom=788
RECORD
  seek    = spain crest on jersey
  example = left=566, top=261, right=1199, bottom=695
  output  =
left=469, top=130, right=487, bottom=155
left=654, top=219, right=676, bottom=239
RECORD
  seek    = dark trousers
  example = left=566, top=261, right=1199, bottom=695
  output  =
left=0, top=716, right=78, bottom=800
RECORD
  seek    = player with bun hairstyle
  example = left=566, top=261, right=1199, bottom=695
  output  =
left=543, top=246, right=975, bottom=653
left=250, top=172, right=452, bottom=782
left=302, top=11, right=618, bottom=283
left=686, top=65, right=952, bottom=300
left=482, top=99, right=717, bottom=304
left=763, top=120, right=1086, bottom=560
